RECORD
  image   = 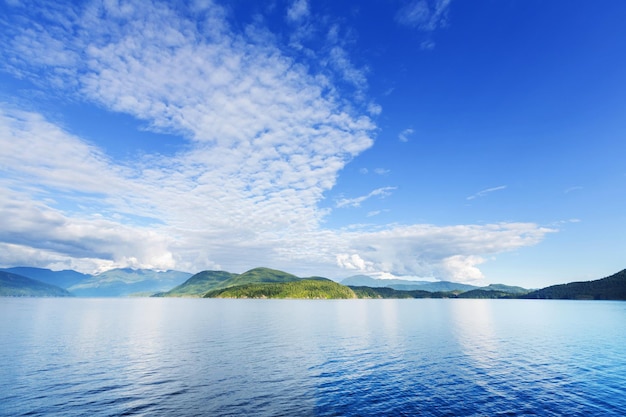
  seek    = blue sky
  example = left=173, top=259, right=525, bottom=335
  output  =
left=0, top=0, right=624, bottom=287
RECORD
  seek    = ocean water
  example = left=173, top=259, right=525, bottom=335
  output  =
left=1, top=298, right=625, bottom=416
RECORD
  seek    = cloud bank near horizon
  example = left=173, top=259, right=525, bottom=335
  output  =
left=0, top=0, right=554, bottom=282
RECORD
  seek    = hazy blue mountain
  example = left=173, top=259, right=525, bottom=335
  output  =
left=341, top=275, right=478, bottom=292
left=522, top=269, right=626, bottom=300
left=341, top=275, right=530, bottom=294
left=68, top=268, right=192, bottom=297
left=0, top=271, right=73, bottom=297
left=341, top=275, right=432, bottom=288
left=390, top=281, right=478, bottom=292
left=0, top=267, right=90, bottom=289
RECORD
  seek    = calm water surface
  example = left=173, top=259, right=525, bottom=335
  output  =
left=1, top=298, right=625, bottom=416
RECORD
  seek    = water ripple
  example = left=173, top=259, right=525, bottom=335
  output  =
left=1, top=299, right=625, bottom=416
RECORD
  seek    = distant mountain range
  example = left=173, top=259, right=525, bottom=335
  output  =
left=1, top=267, right=90, bottom=289
left=0, top=267, right=191, bottom=297
left=341, top=275, right=433, bottom=288
left=67, top=268, right=192, bottom=297
left=340, top=275, right=529, bottom=295
left=0, top=271, right=72, bottom=297
left=1, top=265, right=625, bottom=300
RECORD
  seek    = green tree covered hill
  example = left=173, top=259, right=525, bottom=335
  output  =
left=456, top=289, right=515, bottom=299
left=157, top=267, right=302, bottom=297
left=203, top=279, right=356, bottom=299
left=350, top=286, right=440, bottom=299
left=522, top=269, right=626, bottom=300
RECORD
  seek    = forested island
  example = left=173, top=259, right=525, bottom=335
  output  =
left=1, top=266, right=625, bottom=300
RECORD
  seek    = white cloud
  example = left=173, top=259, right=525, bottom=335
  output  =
left=367, top=209, right=390, bottom=218
left=440, top=255, right=485, bottom=282
left=467, top=185, right=507, bottom=200
left=399, top=128, right=414, bottom=142
left=374, top=168, right=390, bottom=175
left=328, top=46, right=369, bottom=91
left=396, top=0, right=451, bottom=31
left=0, top=1, right=554, bottom=281
left=395, top=0, right=451, bottom=50
left=420, top=39, right=436, bottom=50
left=336, top=253, right=373, bottom=271
left=335, top=222, right=555, bottom=281
left=0, top=1, right=376, bottom=274
left=367, top=102, right=382, bottom=116
left=0, top=186, right=175, bottom=273
left=336, top=187, right=397, bottom=208
left=286, top=0, right=310, bottom=22
left=564, top=186, right=582, bottom=194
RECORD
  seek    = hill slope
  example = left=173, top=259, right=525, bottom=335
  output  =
left=204, top=279, right=356, bottom=299
left=522, top=269, right=626, bottom=300
left=156, top=270, right=237, bottom=297
left=0, top=271, right=73, bottom=297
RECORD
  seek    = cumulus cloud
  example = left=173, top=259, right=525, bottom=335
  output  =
left=0, top=186, right=175, bottom=273
left=336, top=253, right=373, bottom=271
left=335, top=223, right=554, bottom=281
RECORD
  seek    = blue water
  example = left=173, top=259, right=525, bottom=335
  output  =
left=1, top=298, right=625, bottom=416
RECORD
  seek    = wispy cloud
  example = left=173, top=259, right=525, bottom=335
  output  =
left=336, top=187, right=397, bottom=208
left=366, top=209, right=389, bottom=218
left=564, top=186, right=583, bottom=194
left=286, top=0, right=310, bottom=22
left=467, top=185, right=507, bottom=201
left=399, top=128, right=414, bottom=142
left=395, top=0, right=452, bottom=49
left=396, top=0, right=451, bottom=31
